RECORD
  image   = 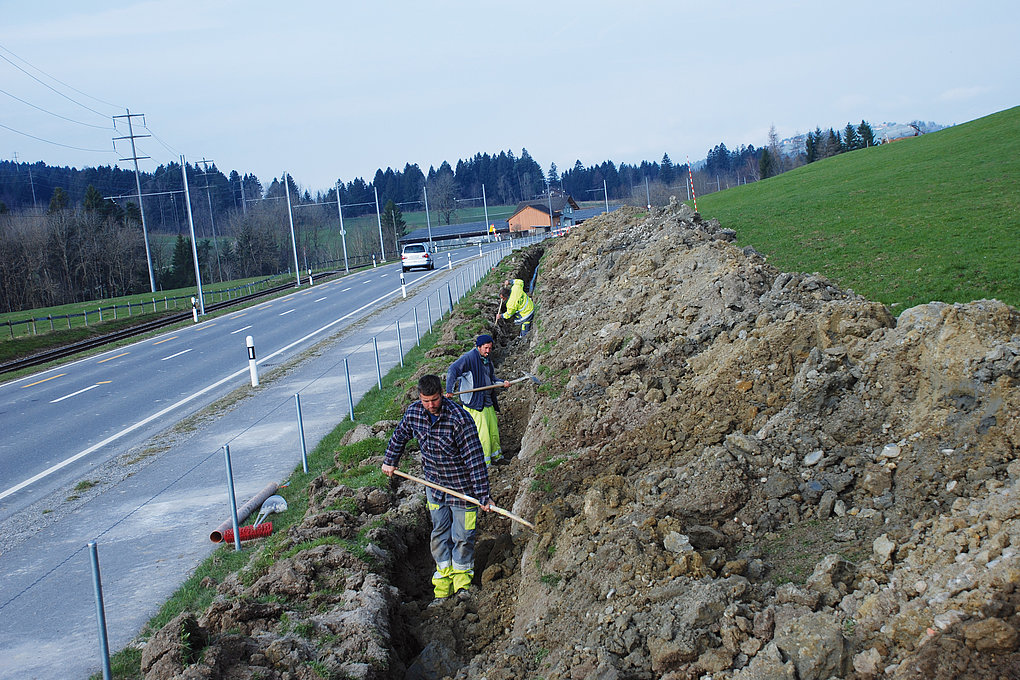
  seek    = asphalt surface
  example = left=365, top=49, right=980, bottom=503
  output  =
left=0, top=237, right=535, bottom=679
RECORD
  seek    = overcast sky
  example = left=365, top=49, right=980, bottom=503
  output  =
left=3, top=0, right=1018, bottom=196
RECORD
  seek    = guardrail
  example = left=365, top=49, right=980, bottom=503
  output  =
left=0, top=279, right=306, bottom=375
left=2, top=277, right=282, bottom=341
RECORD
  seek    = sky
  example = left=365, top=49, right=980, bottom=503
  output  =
left=2, top=0, right=1018, bottom=196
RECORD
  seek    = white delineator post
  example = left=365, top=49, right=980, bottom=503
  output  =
left=246, top=335, right=259, bottom=387
left=191, top=297, right=198, bottom=323
left=400, top=272, right=407, bottom=298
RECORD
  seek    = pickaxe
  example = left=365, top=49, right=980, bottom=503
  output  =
left=450, top=373, right=541, bottom=396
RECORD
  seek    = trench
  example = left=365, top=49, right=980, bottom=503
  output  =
left=384, top=245, right=545, bottom=675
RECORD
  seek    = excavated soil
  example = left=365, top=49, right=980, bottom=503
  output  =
left=141, top=199, right=1020, bottom=680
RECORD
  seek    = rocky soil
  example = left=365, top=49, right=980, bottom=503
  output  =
left=141, top=199, right=1020, bottom=679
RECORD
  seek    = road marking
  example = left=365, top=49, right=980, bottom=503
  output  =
left=194, top=323, right=216, bottom=330
left=279, top=309, right=296, bottom=316
left=161, top=349, right=193, bottom=361
left=50, top=383, right=100, bottom=403
left=0, top=287, right=401, bottom=503
left=341, top=287, right=351, bottom=292
left=153, top=336, right=178, bottom=345
left=314, top=296, right=327, bottom=302
left=97, top=352, right=128, bottom=364
left=230, top=325, right=253, bottom=335
left=231, top=311, right=247, bottom=318
left=21, top=373, right=66, bottom=388
left=362, top=280, right=372, bottom=285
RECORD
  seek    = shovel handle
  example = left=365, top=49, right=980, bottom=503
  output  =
left=391, top=469, right=536, bottom=531
left=450, top=375, right=531, bottom=396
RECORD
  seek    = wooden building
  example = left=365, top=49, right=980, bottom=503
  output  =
left=507, top=195, right=580, bottom=232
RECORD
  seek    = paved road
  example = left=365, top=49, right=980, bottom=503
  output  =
left=0, top=237, right=539, bottom=679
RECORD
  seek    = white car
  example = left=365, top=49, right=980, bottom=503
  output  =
left=401, top=243, right=435, bottom=272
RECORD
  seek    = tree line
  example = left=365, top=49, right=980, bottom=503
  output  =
left=0, top=117, right=931, bottom=312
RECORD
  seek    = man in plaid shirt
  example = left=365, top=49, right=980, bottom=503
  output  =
left=382, top=374, right=492, bottom=600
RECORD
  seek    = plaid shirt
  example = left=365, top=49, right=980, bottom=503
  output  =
left=385, top=396, right=491, bottom=508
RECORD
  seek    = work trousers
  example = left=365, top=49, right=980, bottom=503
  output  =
left=427, top=487, right=477, bottom=598
left=465, top=405, right=502, bottom=465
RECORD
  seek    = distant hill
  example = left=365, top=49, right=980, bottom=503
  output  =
left=778, top=120, right=946, bottom=156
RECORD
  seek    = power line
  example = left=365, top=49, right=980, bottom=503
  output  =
left=0, top=47, right=112, bottom=119
left=141, top=124, right=179, bottom=156
left=0, top=86, right=113, bottom=129
left=0, top=41, right=122, bottom=112
left=0, top=121, right=116, bottom=153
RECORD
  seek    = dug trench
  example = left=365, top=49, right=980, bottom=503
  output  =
left=139, top=200, right=1020, bottom=680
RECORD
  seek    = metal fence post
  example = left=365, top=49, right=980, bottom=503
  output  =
left=426, top=297, right=432, bottom=329
left=223, top=444, right=242, bottom=552
left=88, top=542, right=112, bottom=680
left=413, top=307, right=420, bottom=345
left=344, top=358, right=355, bottom=422
left=396, top=323, right=404, bottom=367
left=373, top=337, right=382, bottom=389
left=447, top=283, right=454, bottom=313
left=295, top=394, right=308, bottom=473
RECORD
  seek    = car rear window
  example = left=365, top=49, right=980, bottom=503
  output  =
left=404, top=245, right=426, bottom=253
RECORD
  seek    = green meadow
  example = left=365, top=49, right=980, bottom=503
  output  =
left=695, top=106, right=1020, bottom=312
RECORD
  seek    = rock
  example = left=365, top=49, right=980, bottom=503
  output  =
left=817, top=490, right=837, bottom=519
left=776, top=583, right=820, bottom=609
left=663, top=531, right=694, bottom=553
left=803, top=449, right=824, bottom=466
left=338, top=423, right=375, bottom=447
left=730, top=641, right=796, bottom=679
left=764, top=474, right=797, bottom=499
left=853, top=647, right=883, bottom=677
left=773, top=611, right=850, bottom=680
left=962, top=617, right=1019, bottom=652
left=873, top=534, right=896, bottom=564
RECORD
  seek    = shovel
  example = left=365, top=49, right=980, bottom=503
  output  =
left=391, top=469, right=536, bottom=531
left=450, top=373, right=541, bottom=396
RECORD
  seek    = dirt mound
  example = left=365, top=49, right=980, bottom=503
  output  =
left=141, top=199, right=1020, bottom=679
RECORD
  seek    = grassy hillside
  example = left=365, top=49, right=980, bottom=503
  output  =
left=695, top=106, right=1020, bottom=312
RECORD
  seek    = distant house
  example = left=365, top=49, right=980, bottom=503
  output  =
left=507, top=195, right=581, bottom=232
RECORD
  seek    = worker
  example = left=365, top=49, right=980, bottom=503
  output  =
left=500, top=278, right=535, bottom=337
left=382, top=374, right=492, bottom=601
left=446, top=334, right=510, bottom=466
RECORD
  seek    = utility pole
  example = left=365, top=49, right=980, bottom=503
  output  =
left=335, top=180, right=349, bottom=273
left=13, top=152, right=37, bottom=208
left=283, top=171, right=301, bottom=287
left=423, top=183, right=433, bottom=248
left=113, top=109, right=156, bottom=293
left=181, top=156, right=206, bottom=314
left=374, top=186, right=386, bottom=262
left=238, top=175, right=247, bottom=216
left=199, top=158, right=223, bottom=282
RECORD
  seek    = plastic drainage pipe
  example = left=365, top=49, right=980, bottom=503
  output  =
left=210, top=481, right=278, bottom=542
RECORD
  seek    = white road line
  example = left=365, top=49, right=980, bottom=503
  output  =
left=279, top=309, right=296, bottom=316
left=50, top=383, right=99, bottom=403
left=362, top=280, right=372, bottom=285
left=342, top=287, right=352, bottom=292
left=161, top=349, right=193, bottom=361
left=230, top=325, right=253, bottom=335
left=0, top=286, right=400, bottom=503
left=314, top=297, right=327, bottom=302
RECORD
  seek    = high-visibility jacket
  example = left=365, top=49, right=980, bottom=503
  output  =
left=502, top=279, right=534, bottom=321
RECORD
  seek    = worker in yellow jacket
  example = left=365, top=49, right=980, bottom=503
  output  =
left=500, top=278, right=535, bottom=337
